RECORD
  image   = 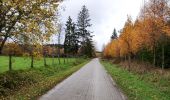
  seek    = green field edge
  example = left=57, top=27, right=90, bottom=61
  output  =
left=1, top=59, right=90, bottom=100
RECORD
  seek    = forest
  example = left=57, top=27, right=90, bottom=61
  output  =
left=103, top=0, right=170, bottom=69
left=102, top=1, right=170, bottom=98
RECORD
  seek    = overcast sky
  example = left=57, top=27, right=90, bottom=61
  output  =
left=58, top=0, right=144, bottom=51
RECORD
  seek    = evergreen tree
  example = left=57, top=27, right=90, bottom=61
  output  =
left=80, top=38, right=95, bottom=58
left=111, top=28, right=118, bottom=40
left=77, top=5, right=92, bottom=43
left=77, top=5, right=94, bottom=57
left=69, top=23, right=79, bottom=55
left=64, top=16, right=79, bottom=55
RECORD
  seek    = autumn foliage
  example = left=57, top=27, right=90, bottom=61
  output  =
left=103, top=0, right=170, bottom=68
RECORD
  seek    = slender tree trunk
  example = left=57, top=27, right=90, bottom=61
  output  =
left=31, top=54, right=34, bottom=68
left=44, top=55, right=47, bottom=67
left=121, top=57, right=123, bottom=62
left=0, top=13, right=21, bottom=54
left=58, top=55, right=60, bottom=65
left=52, top=55, right=54, bottom=66
left=64, top=56, right=65, bottom=64
left=153, top=46, right=156, bottom=66
left=128, top=54, right=131, bottom=71
left=57, top=31, right=61, bottom=65
left=0, top=36, right=8, bottom=54
left=142, top=53, right=144, bottom=62
left=67, top=54, right=69, bottom=63
left=162, top=43, right=165, bottom=69
left=9, top=54, right=12, bottom=71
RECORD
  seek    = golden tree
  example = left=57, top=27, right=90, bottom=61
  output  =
left=119, top=16, right=134, bottom=69
left=0, top=0, right=61, bottom=54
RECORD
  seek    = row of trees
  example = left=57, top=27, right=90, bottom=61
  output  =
left=0, top=3, right=95, bottom=71
left=103, top=0, right=170, bottom=69
left=64, top=5, right=95, bottom=58
left=0, top=0, right=63, bottom=70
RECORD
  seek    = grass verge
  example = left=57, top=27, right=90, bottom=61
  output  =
left=101, top=60, right=170, bottom=100
left=0, top=58, right=90, bottom=100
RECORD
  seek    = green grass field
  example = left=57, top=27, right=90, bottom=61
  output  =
left=0, top=56, right=76, bottom=73
left=0, top=56, right=89, bottom=99
left=101, top=60, right=170, bottom=100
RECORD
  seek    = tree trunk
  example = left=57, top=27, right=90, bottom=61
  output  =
left=0, top=13, right=21, bottom=54
left=31, top=54, right=34, bottom=68
left=64, top=56, right=65, bottom=64
left=9, top=54, right=12, bottom=71
left=0, top=36, right=8, bottom=54
left=52, top=55, right=54, bottom=66
left=44, top=56, right=47, bottom=67
left=153, top=47, right=156, bottom=66
left=162, top=43, right=165, bottom=69
left=58, top=55, right=60, bottom=65
left=67, top=54, right=69, bottom=63
left=128, top=54, right=131, bottom=71
left=121, top=57, right=123, bottom=62
left=142, top=53, right=144, bottom=62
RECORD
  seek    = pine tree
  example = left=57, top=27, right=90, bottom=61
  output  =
left=81, top=38, right=95, bottom=58
left=77, top=5, right=94, bottom=57
left=111, top=28, right=118, bottom=40
left=77, top=5, right=92, bottom=43
left=70, top=23, right=79, bottom=55
left=64, top=16, right=79, bottom=55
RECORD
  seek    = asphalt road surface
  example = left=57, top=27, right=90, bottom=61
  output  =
left=39, top=58, right=126, bottom=100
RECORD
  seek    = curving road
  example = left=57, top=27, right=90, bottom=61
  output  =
left=39, top=58, right=126, bottom=100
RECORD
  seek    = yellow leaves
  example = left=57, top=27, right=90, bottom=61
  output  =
left=104, top=0, right=170, bottom=59
left=1, top=0, right=61, bottom=45
left=103, top=40, right=120, bottom=58
left=33, top=51, right=43, bottom=60
left=163, top=25, right=170, bottom=36
left=119, top=37, right=128, bottom=56
left=111, top=40, right=120, bottom=57
left=23, top=52, right=30, bottom=57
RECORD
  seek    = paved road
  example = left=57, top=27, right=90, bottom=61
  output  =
left=39, top=58, right=126, bottom=100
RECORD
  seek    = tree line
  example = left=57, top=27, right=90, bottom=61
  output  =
left=103, top=0, right=170, bottom=69
left=0, top=1, right=95, bottom=71
left=0, top=0, right=62, bottom=70
left=64, top=5, right=95, bottom=58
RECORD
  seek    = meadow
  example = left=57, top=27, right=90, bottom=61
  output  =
left=0, top=56, right=89, bottom=99
left=0, top=56, right=76, bottom=73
